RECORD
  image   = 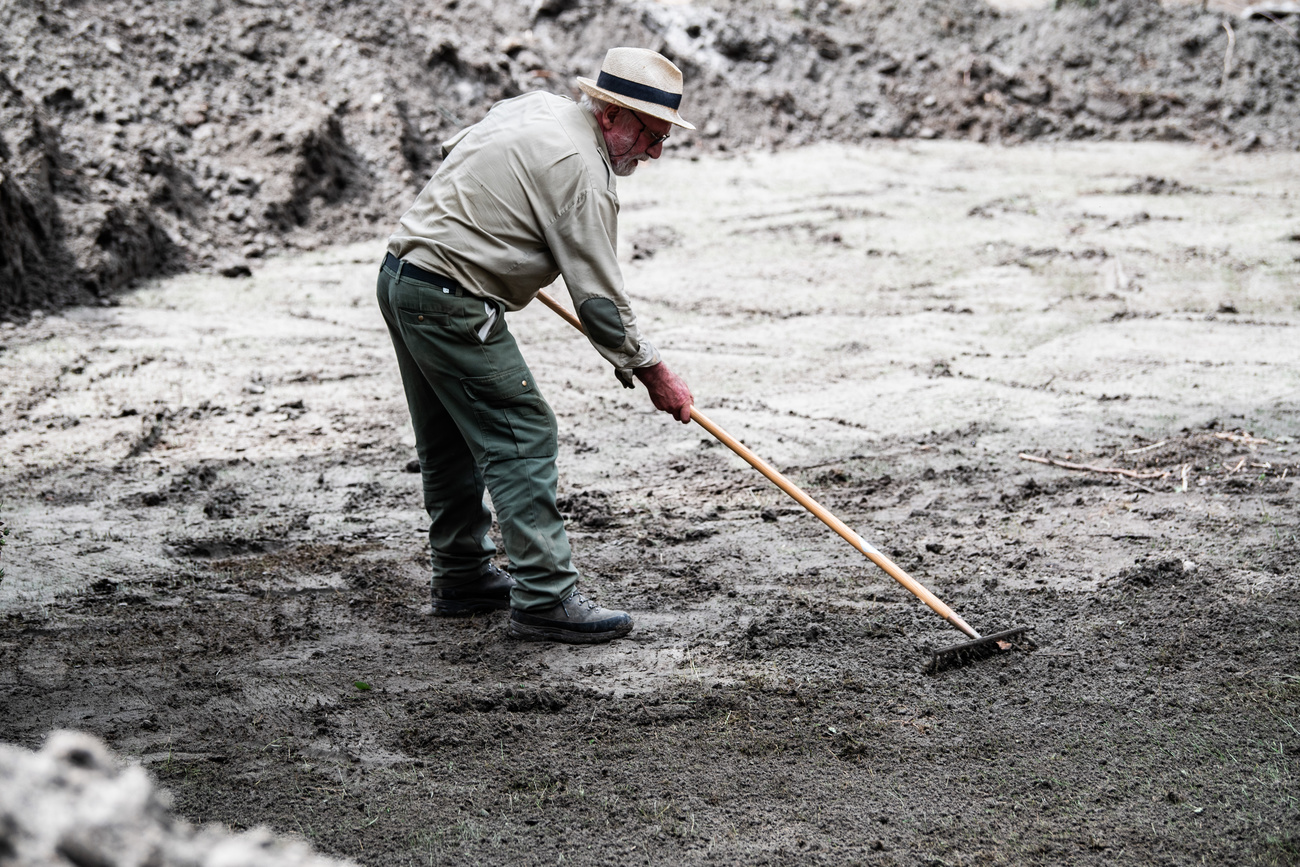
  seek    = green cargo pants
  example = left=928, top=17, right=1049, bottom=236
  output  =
left=376, top=257, right=579, bottom=610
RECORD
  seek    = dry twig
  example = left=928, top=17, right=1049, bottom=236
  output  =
left=1214, top=431, right=1270, bottom=445
left=1124, top=440, right=1167, bottom=455
left=1018, top=452, right=1168, bottom=480
left=1222, top=20, right=1236, bottom=77
left=1254, top=10, right=1300, bottom=44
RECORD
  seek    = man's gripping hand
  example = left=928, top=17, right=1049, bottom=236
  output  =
left=633, top=362, right=693, bottom=424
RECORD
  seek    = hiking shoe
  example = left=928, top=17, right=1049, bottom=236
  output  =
left=431, top=564, right=514, bottom=616
left=507, top=591, right=633, bottom=644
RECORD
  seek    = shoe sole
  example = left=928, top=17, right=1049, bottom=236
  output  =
left=431, top=598, right=511, bottom=617
left=507, top=620, right=633, bottom=644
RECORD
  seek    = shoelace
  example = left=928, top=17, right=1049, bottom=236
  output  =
left=562, top=592, right=599, bottom=614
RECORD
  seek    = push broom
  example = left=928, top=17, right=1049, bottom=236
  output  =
left=537, top=290, right=1030, bottom=673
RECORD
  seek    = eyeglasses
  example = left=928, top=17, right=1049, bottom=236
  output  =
left=630, top=112, right=670, bottom=148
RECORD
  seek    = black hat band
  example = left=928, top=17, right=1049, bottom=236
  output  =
left=596, top=71, right=682, bottom=111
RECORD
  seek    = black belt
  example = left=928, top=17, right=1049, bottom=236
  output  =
left=384, top=252, right=469, bottom=296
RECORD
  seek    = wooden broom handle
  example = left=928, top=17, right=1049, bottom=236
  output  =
left=535, top=289, right=980, bottom=640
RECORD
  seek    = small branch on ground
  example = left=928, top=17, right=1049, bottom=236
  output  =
left=1254, top=11, right=1300, bottom=44
left=1222, top=21, right=1236, bottom=78
left=1123, top=440, right=1167, bottom=455
left=1017, top=452, right=1168, bottom=480
left=1214, top=431, right=1270, bottom=445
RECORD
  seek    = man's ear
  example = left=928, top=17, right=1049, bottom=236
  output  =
left=596, top=104, right=622, bottom=131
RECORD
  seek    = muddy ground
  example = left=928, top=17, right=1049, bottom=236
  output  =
left=2, top=139, right=1298, bottom=864
left=4, top=0, right=1300, bottom=318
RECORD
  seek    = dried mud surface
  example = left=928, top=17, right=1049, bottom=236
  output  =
left=2, top=140, right=1298, bottom=865
left=3, top=0, right=1300, bottom=318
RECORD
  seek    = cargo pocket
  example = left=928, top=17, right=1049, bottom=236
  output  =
left=461, top=366, right=556, bottom=461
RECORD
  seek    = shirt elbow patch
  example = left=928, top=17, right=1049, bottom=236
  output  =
left=579, top=298, right=626, bottom=349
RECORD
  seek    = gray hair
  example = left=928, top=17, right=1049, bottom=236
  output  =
left=580, top=93, right=613, bottom=116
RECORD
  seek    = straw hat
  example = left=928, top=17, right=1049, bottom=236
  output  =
left=576, top=47, right=695, bottom=130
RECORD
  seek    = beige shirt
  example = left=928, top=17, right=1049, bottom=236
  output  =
left=387, top=91, right=659, bottom=373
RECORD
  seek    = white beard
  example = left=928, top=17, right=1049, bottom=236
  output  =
left=612, top=157, right=640, bottom=177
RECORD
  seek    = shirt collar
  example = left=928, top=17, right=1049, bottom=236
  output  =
left=580, top=104, right=614, bottom=177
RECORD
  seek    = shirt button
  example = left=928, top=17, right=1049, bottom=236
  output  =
left=522, top=379, right=528, bottom=386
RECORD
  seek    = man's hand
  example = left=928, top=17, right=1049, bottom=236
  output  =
left=634, top=362, right=693, bottom=424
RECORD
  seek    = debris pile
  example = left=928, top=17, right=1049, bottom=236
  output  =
left=2, top=0, right=1297, bottom=318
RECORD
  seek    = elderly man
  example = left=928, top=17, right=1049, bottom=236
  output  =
left=377, top=48, right=695, bottom=644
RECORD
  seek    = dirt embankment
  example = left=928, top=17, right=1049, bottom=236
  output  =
left=2, top=0, right=1298, bottom=319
